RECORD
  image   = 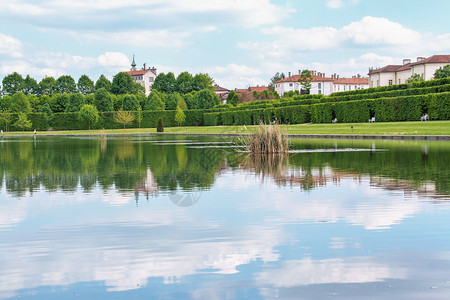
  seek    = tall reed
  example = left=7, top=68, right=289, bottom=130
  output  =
left=245, top=122, right=289, bottom=154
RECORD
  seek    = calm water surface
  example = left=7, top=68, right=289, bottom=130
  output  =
left=0, top=135, right=449, bottom=299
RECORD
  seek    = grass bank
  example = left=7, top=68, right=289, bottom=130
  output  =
left=2, top=121, right=450, bottom=136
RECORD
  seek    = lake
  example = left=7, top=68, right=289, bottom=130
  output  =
left=0, top=135, right=449, bottom=299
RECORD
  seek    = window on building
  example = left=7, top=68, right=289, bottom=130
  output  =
left=318, top=90, right=322, bottom=94
left=398, top=79, right=401, bottom=84
left=348, top=85, right=351, bottom=90
left=355, top=85, right=357, bottom=90
left=318, top=83, right=322, bottom=89
left=377, top=80, right=379, bottom=87
left=149, top=77, right=154, bottom=82
left=344, top=85, right=346, bottom=91
left=388, top=80, right=393, bottom=86
left=289, top=83, right=293, bottom=87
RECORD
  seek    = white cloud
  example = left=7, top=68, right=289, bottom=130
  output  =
left=97, top=52, right=130, bottom=69
left=0, top=33, right=23, bottom=58
left=326, top=0, right=344, bottom=9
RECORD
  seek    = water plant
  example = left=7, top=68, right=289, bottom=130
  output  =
left=244, top=122, right=289, bottom=154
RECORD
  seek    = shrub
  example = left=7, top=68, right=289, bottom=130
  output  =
left=157, top=117, right=164, bottom=132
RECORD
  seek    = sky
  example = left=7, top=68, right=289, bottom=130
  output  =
left=0, top=0, right=449, bottom=89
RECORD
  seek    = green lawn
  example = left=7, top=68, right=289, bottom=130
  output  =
left=2, top=121, right=450, bottom=136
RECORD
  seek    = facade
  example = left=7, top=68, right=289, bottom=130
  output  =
left=274, top=71, right=368, bottom=96
left=125, top=56, right=157, bottom=96
left=368, top=55, right=450, bottom=87
left=214, top=84, right=230, bottom=104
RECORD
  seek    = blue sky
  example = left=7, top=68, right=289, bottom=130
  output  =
left=0, top=0, right=449, bottom=89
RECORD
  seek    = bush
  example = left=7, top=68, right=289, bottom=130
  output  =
left=157, top=117, right=164, bottom=132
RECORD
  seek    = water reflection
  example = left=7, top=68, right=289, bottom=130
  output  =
left=0, top=136, right=449, bottom=299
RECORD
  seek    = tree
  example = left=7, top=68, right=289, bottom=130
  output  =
left=38, top=103, right=53, bottom=121
left=78, top=104, right=99, bottom=130
left=406, top=73, right=424, bottom=83
left=49, top=93, right=70, bottom=113
left=157, top=117, right=164, bottom=132
left=122, top=94, right=139, bottom=111
left=268, top=72, right=285, bottom=91
left=93, top=88, right=113, bottom=112
left=194, top=89, right=220, bottom=109
left=38, top=77, right=57, bottom=96
left=434, top=65, right=450, bottom=79
left=144, top=91, right=165, bottom=110
left=165, top=92, right=183, bottom=111
left=111, top=72, right=134, bottom=95
left=152, top=72, right=176, bottom=93
left=23, top=75, right=39, bottom=95
left=177, top=97, right=188, bottom=111
left=133, top=82, right=145, bottom=94
left=176, top=71, right=194, bottom=94
left=298, top=69, right=312, bottom=94
left=0, top=109, right=13, bottom=132
left=192, top=73, right=214, bottom=91
left=174, top=106, right=186, bottom=126
left=184, top=92, right=198, bottom=110
left=226, top=90, right=239, bottom=106
left=56, top=75, right=77, bottom=94
left=65, top=93, right=85, bottom=112
left=114, top=109, right=135, bottom=129
left=95, top=75, right=112, bottom=92
left=13, top=113, right=32, bottom=132
left=77, top=75, right=94, bottom=95
left=10, top=92, right=31, bottom=113
left=2, top=72, right=24, bottom=95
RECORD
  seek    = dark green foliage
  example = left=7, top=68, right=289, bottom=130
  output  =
left=78, top=104, right=99, bottom=130
left=429, top=93, right=450, bottom=120
left=176, top=71, right=194, bottom=94
left=2, top=72, right=25, bottom=95
left=165, top=93, right=182, bottom=111
left=77, top=75, right=94, bottom=95
left=192, top=73, right=214, bottom=91
left=144, top=91, right=165, bottom=111
left=10, top=92, right=31, bottom=113
left=24, top=75, right=39, bottom=95
left=95, top=75, right=112, bottom=92
left=434, top=65, right=450, bottom=79
left=195, top=89, right=220, bottom=109
left=227, top=90, right=239, bottom=106
left=65, top=93, right=85, bottom=112
left=152, top=72, right=176, bottom=93
left=310, top=103, right=334, bottom=123
left=111, top=72, right=134, bottom=95
left=334, top=100, right=371, bottom=123
left=204, top=113, right=219, bottom=126
left=184, top=92, right=198, bottom=109
left=94, top=88, right=113, bottom=112
left=49, top=93, right=70, bottom=113
left=56, top=75, right=77, bottom=94
left=157, top=117, right=164, bottom=132
left=122, top=94, right=139, bottom=111
left=38, top=77, right=57, bottom=96
left=185, top=109, right=204, bottom=126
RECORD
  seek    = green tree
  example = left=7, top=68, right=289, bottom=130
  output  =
left=38, top=77, right=57, bottom=96
left=78, top=104, right=99, bottom=130
left=192, top=73, right=214, bottom=91
left=298, top=70, right=312, bottom=94
left=0, top=109, right=13, bottom=131
left=406, top=73, right=424, bottom=83
left=133, top=82, right=145, bottom=94
left=176, top=71, right=194, bottom=94
left=27, top=94, right=40, bottom=112
left=2, top=72, right=24, bottom=95
left=144, top=90, right=165, bottom=110
left=65, top=93, right=85, bottom=112
left=13, top=113, right=32, bottom=132
left=122, top=94, right=139, bottom=111
left=152, top=72, right=176, bottom=93
left=38, top=103, right=53, bottom=120
left=194, top=89, right=220, bottom=109
left=165, top=92, right=183, bottom=111
left=24, top=75, right=39, bottom=95
left=49, top=93, right=70, bottom=113
left=94, top=88, right=113, bottom=112
left=177, top=97, right=188, bottom=111
left=95, top=75, right=112, bottom=92
left=434, top=65, right=450, bottom=79
left=10, top=92, right=31, bottom=113
left=114, top=109, right=135, bottom=129
left=226, top=90, right=239, bottom=106
left=111, top=72, right=134, bottom=95
left=268, top=72, right=285, bottom=91
left=77, top=75, right=94, bottom=95
left=157, top=117, right=164, bottom=132
left=174, top=106, right=186, bottom=126
left=56, top=75, right=77, bottom=94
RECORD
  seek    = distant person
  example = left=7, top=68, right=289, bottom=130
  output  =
left=0, top=129, right=3, bottom=137
left=421, top=114, right=425, bottom=121
left=34, top=129, right=36, bottom=135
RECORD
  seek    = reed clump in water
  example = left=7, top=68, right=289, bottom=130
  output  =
left=246, top=122, right=289, bottom=154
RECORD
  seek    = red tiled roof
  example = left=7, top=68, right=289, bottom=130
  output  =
left=214, top=85, right=229, bottom=92
left=333, top=78, right=369, bottom=84
left=248, top=86, right=269, bottom=93
left=368, top=65, right=402, bottom=75
left=235, top=89, right=247, bottom=94
left=412, top=55, right=450, bottom=65
left=126, top=69, right=156, bottom=76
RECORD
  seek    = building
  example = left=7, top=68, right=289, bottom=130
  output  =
left=368, top=55, right=450, bottom=87
left=125, top=56, right=157, bottom=96
left=274, top=71, right=368, bottom=96
left=214, top=84, right=230, bottom=104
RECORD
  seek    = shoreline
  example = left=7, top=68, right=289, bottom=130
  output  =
left=2, top=132, right=449, bottom=141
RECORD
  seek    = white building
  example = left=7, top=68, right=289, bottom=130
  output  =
left=125, top=56, right=157, bottom=96
left=274, top=71, right=369, bottom=96
left=368, top=55, right=450, bottom=87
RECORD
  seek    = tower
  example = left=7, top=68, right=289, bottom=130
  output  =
left=131, top=54, right=137, bottom=71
